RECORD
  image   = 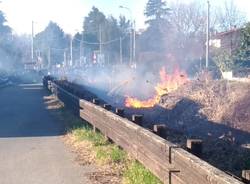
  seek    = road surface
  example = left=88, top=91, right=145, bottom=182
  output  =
left=0, top=84, right=93, bottom=184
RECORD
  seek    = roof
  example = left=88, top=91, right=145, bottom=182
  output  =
left=212, top=28, right=242, bottom=39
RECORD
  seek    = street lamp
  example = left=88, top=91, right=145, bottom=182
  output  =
left=31, top=21, right=34, bottom=62
left=206, top=0, right=210, bottom=69
left=119, top=5, right=136, bottom=66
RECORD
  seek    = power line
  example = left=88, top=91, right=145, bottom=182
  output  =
left=74, top=35, right=128, bottom=45
left=41, top=34, right=129, bottom=52
left=50, top=47, right=67, bottom=51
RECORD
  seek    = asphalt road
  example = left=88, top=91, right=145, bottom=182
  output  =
left=0, top=84, right=93, bottom=184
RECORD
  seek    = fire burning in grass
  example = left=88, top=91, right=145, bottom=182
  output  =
left=125, top=67, right=188, bottom=108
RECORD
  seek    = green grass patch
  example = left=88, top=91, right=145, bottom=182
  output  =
left=123, top=161, right=162, bottom=184
left=110, top=146, right=126, bottom=163
left=59, top=107, right=162, bottom=183
left=72, top=127, right=108, bottom=146
left=96, top=145, right=127, bottom=164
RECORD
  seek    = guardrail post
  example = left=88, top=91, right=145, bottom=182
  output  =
left=132, top=115, right=143, bottom=126
left=242, top=170, right=250, bottom=183
left=103, top=104, right=111, bottom=111
left=115, top=108, right=124, bottom=117
left=186, top=139, right=203, bottom=157
left=92, top=98, right=100, bottom=105
left=153, top=124, right=167, bottom=138
left=51, top=83, right=57, bottom=96
left=169, top=170, right=180, bottom=184
left=48, top=80, right=52, bottom=91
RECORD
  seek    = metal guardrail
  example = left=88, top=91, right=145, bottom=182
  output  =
left=43, top=77, right=244, bottom=184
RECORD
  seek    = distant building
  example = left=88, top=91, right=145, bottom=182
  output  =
left=24, top=62, right=37, bottom=70
left=24, top=57, right=43, bottom=70
left=210, top=28, right=242, bottom=55
left=210, top=28, right=250, bottom=78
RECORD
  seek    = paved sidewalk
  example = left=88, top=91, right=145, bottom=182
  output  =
left=0, top=84, right=93, bottom=184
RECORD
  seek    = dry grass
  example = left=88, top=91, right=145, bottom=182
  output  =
left=159, top=77, right=250, bottom=176
left=167, top=78, right=250, bottom=132
left=63, top=134, right=95, bottom=165
left=63, top=130, right=125, bottom=184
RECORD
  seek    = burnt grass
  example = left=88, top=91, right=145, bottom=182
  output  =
left=125, top=79, right=250, bottom=177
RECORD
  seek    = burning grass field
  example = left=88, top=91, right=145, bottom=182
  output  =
left=157, top=78, right=250, bottom=176
left=121, top=78, right=250, bottom=177
left=54, top=66, right=250, bottom=178
left=112, top=74, right=250, bottom=177
left=159, top=78, right=250, bottom=135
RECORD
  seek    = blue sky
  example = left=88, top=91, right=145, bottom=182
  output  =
left=0, top=0, right=249, bottom=35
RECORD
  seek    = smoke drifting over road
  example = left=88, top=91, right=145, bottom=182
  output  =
left=52, top=60, right=188, bottom=109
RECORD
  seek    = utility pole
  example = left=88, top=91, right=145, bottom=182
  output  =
left=119, top=5, right=133, bottom=66
left=99, top=25, right=102, bottom=56
left=130, top=25, right=132, bottom=66
left=70, top=36, right=73, bottom=67
left=82, top=32, right=84, bottom=64
left=120, top=37, right=123, bottom=64
left=31, top=21, right=34, bottom=62
left=206, top=0, right=210, bottom=68
left=48, top=48, right=51, bottom=69
left=133, top=20, right=136, bottom=66
left=80, top=40, right=82, bottom=66
left=64, top=50, right=67, bottom=67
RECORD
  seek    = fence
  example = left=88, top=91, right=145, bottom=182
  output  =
left=44, top=76, right=244, bottom=184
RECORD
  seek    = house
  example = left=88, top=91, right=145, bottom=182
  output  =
left=210, top=28, right=242, bottom=55
left=24, top=62, right=37, bottom=70
left=210, top=28, right=250, bottom=78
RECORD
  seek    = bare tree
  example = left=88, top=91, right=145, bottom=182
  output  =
left=170, top=1, right=206, bottom=38
left=166, top=1, right=208, bottom=63
left=216, top=0, right=246, bottom=31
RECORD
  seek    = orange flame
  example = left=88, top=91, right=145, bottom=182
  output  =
left=125, top=96, right=160, bottom=108
left=125, top=67, right=187, bottom=108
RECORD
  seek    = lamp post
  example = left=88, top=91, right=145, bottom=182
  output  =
left=70, top=35, right=73, bottom=67
left=119, top=5, right=135, bottom=66
left=75, top=29, right=83, bottom=67
left=31, top=21, right=34, bottom=62
left=206, top=0, right=210, bottom=69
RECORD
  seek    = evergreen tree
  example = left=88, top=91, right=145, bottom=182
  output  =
left=82, top=7, right=131, bottom=63
left=145, top=0, right=170, bottom=26
left=0, top=11, right=11, bottom=37
left=237, top=23, right=250, bottom=67
left=142, top=0, right=170, bottom=52
left=34, top=21, right=67, bottom=65
left=0, top=11, right=19, bottom=69
left=83, top=7, right=106, bottom=51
